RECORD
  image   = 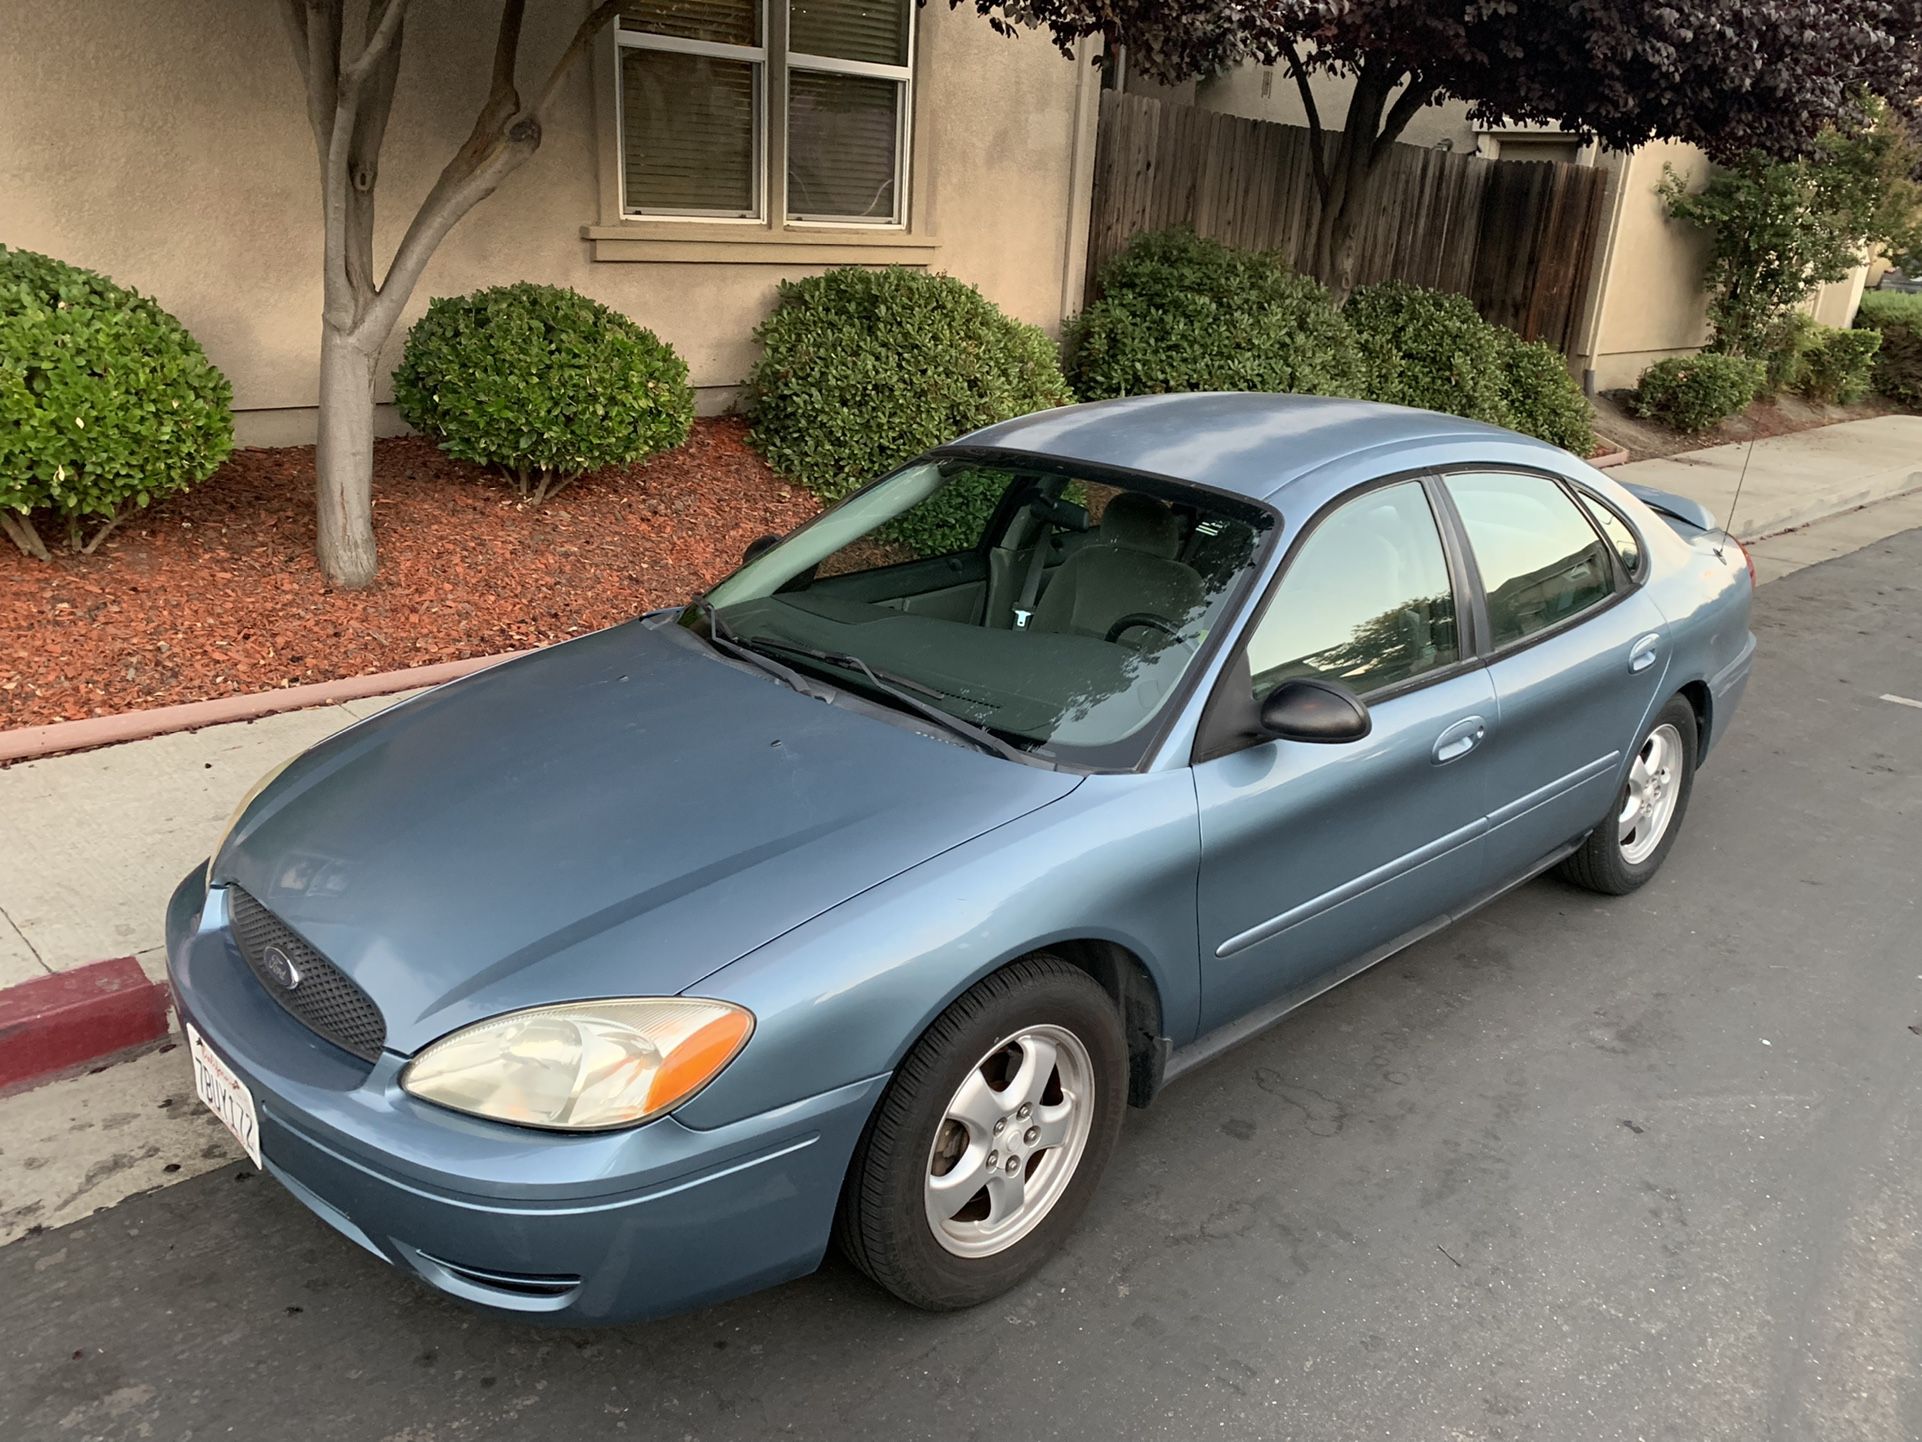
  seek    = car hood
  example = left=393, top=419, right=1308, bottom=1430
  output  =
left=216, top=619, right=1081, bottom=1054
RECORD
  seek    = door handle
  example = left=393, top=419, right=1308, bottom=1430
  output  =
left=1432, top=715, right=1487, bottom=764
left=1628, top=633, right=1661, bottom=673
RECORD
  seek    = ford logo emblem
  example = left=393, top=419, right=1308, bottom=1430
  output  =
left=261, top=945, right=301, bottom=991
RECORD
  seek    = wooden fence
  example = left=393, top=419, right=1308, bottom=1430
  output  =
left=1086, top=91, right=1610, bottom=356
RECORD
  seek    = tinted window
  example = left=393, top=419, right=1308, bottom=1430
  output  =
left=1245, top=481, right=1459, bottom=698
left=1445, top=472, right=1618, bottom=648
left=1578, top=492, right=1642, bottom=576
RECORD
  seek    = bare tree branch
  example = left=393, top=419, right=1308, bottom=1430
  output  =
left=491, top=0, right=528, bottom=104
left=1278, top=38, right=1329, bottom=200
left=341, top=0, right=414, bottom=84
left=526, top=0, right=623, bottom=121
left=367, top=0, right=622, bottom=337
left=343, top=1, right=406, bottom=306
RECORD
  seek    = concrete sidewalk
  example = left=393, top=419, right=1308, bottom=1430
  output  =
left=3, top=446, right=1921, bottom=993
left=0, top=691, right=417, bottom=988
left=1611, top=414, right=1922, bottom=541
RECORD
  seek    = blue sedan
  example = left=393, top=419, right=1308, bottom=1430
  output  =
left=166, top=393, right=1755, bottom=1322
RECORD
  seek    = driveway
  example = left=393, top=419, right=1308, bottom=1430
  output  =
left=3, top=527, right=1920, bottom=1442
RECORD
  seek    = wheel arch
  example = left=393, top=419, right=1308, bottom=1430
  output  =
left=1038, top=938, right=1168, bottom=1109
left=1676, top=678, right=1713, bottom=761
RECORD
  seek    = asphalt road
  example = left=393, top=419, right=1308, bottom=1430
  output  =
left=5, top=528, right=1921, bottom=1442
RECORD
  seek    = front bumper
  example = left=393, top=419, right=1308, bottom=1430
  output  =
left=165, top=867, right=886, bottom=1324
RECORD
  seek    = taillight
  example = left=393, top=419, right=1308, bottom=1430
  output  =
left=1733, top=538, right=1756, bottom=587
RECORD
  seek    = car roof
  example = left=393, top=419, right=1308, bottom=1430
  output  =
left=947, top=393, right=1562, bottom=503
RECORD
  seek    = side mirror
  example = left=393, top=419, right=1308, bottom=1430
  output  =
left=1259, top=678, right=1372, bottom=743
left=742, top=533, right=782, bottom=563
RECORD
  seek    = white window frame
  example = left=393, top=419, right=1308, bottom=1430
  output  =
left=615, top=5, right=770, bottom=222
left=612, top=0, right=915, bottom=230
left=783, top=0, right=916, bottom=229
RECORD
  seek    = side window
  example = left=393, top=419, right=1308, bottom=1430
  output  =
left=1245, top=481, right=1459, bottom=699
left=1444, top=472, right=1619, bottom=649
left=1577, top=491, right=1643, bottom=577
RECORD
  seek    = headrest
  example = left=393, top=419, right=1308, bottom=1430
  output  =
left=1100, top=492, right=1180, bottom=558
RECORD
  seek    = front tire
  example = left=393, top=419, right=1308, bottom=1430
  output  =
left=1559, top=695, right=1698, bottom=895
left=835, top=956, right=1126, bottom=1310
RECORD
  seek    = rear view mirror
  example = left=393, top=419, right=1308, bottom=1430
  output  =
left=742, top=533, right=782, bottom=563
left=1259, top=678, right=1371, bottom=743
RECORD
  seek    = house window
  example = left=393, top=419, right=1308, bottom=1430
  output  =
left=616, top=0, right=914, bottom=226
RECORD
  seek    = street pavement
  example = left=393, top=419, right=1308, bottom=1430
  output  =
left=3, top=526, right=1921, bottom=1441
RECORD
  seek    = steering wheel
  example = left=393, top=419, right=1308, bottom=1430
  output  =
left=1104, top=613, right=1195, bottom=650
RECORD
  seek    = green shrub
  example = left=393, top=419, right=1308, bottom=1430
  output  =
left=1630, top=353, right=1766, bottom=432
left=1796, top=325, right=1882, bottom=404
left=0, top=245, right=233, bottom=558
left=1757, top=311, right=1822, bottom=394
left=1855, top=290, right=1922, bottom=407
left=394, top=282, right=693, bottom=504
left=746, top=266, right=1072, bottom=554
left=1345, top=282, right=1511, bottom=425
left=1495, top=332, right=1595, bottom=454
left=1066, top=229, right=1363, bottom=401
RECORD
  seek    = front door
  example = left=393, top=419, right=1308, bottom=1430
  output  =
left=1193, top=479, right=1495, bottom=1032
left=1438, top=471, right=1669, bottom=879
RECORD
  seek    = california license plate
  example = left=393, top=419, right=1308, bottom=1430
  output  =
left=188, top=1023, right=262, bottom=1169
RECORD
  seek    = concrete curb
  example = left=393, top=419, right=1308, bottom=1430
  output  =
left=0, top=957, right=172, bottom=1094
left=0, top=650, right=529, bottom=766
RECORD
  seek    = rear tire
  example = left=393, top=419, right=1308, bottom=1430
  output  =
left=835, top=956, right=1126, bottom=1311
left=1559, top=695, right=1698, bottom=895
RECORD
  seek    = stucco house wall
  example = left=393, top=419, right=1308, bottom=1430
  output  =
left=0, top=1, right=1097, bottom=444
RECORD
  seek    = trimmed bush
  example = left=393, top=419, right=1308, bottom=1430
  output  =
left=1066, top=229, right=1364, bottom=401
left=1857, top=290, right=1922, bottom=407
left=1757, top=312, right=1822, bottom=395
left=1796, top=325, right=1882, bottom=404
left=1495, top=332, right=1595, bottom=455
left=394, top=282, right=693, bottom=504
left=0, top=246, right=233, bottom=558
left=746, top=267, right=1073, bottom=554
left=1345, top=282, right=1511, bottom=425
left=1630, top=353, right=1766, bottom=432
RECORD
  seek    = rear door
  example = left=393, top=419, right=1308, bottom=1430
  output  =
left=1192, top=478, right=1495, bottom=1032
left=1438, top=470, right=1669, bottom=881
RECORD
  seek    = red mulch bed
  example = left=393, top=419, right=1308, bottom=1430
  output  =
left=0, top=419, right=822, bottom=729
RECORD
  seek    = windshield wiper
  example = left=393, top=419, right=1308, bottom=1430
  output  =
left=748, top=638, right=1045, bottom=768
left=747, top=639, right=946, bottom=699
left=683, top=597, right=835, bottom=701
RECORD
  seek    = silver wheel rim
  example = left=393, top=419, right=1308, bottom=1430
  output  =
left=1618, top=722, right=1683, bottom=866
left=924, top=1024, right=1095, bottom=1259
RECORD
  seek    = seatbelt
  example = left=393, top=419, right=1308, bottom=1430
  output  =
left=1012, top=521, right=1053, bottom=630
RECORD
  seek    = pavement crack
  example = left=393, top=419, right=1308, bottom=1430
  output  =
left=0, top=903, right=49, bottom=972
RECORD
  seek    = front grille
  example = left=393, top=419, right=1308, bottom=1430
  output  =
left=229, top=887, right=387, bottom=1062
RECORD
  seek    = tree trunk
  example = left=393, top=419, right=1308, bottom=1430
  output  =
left=315, top=322, right=381, bottom=589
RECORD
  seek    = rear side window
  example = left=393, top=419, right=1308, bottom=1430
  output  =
left=1444, top=472, right=1619, bottom=649
left=1578, top=492, right=1643, bottom=577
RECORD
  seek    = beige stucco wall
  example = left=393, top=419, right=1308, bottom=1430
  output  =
left=1573, top=141, right=1716, bottom=392
left=0, top=1, right=1094, bottom=443
left=1192, top=65, right=1479, bottom=154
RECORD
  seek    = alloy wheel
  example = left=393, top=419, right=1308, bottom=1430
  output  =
left=923, top=1025, right=1095, bottom=1259
left=1618, top=722, right=1683, bottom=865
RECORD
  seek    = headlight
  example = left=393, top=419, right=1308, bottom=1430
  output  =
left=211, top=754, right=297, bottom=866
left=400, top=999, right=754, bottom=1131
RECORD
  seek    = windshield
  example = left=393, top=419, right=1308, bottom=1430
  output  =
left=691, top=455, right=1274, bottom=766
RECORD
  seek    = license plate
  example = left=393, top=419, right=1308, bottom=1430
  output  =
left=188, top=1023, right=262, bottom=1169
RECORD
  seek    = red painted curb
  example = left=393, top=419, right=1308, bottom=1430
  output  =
left=0, top=649, right=529, bottom=766
left=0, top=957, right=173, bottom=1092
